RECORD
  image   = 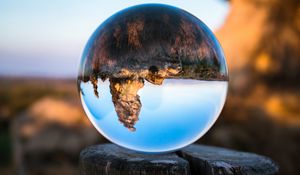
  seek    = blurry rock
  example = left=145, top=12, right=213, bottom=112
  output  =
left=214, top=1, right=300, bottom=174
left=264, top=93, right=300, bottom=126
left=28, top=96, right=90, bottom=127
left=0, top=106, right=10, bottom=119
left=216, top=0, right=300, bottom=124
left=217, top=0, right=300, bottom=92
left=17, top=96, right=101, bottom=156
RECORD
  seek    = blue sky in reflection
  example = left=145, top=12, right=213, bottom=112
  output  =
left=80, top=79, right=227, bottom=152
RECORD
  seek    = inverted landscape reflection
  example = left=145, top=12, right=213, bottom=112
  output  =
left=78, top=4, right=229, bottom=152
left=80, top=79, right=227, bottom=152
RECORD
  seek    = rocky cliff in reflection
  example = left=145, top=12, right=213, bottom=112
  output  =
left=78, top=4, right=228, bottom=131
left=86, top=66, right=182, bottom=131
left=109, top=78, right=144, bottom=131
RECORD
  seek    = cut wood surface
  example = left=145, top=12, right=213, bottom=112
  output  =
left=79, top=144, right=278, bottom=175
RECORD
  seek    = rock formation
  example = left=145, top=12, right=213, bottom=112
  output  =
left=109, top=78, right=144, bottom=131
left=216, top=0, right=300, bottom=124
left=215, top=1, right=300, bottom=174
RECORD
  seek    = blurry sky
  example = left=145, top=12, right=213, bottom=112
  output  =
left=0, top=0, right=229, bottom=78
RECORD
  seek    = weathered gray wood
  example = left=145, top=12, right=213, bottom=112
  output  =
left=79, top=144, right=190, bottom=175
left=79, top=144, right=279, bottom=175
left=179, top=144, right=279, bottom=175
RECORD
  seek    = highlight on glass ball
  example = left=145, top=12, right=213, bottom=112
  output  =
left=78, top=4, right=228, bottom=153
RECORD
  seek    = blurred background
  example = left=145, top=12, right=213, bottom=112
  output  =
left=0, top=0, right=299, bottom=174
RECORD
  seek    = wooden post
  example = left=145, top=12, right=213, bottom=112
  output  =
left=79, top=144, right=278, bottom=175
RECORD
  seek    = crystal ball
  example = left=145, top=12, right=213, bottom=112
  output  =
left=78, top=4, right=228, bottom=153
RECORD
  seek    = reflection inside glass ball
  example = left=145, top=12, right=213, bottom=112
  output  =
left=78, top=4, right=228, bottom=153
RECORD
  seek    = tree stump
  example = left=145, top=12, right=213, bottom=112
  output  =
left=79, top=144, right=278, bottom=175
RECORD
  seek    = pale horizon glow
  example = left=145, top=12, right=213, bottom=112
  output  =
left=0, top=0, right=229, bottom=78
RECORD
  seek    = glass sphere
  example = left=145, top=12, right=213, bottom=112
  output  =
left=78, top=4, right=228, bottom=153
